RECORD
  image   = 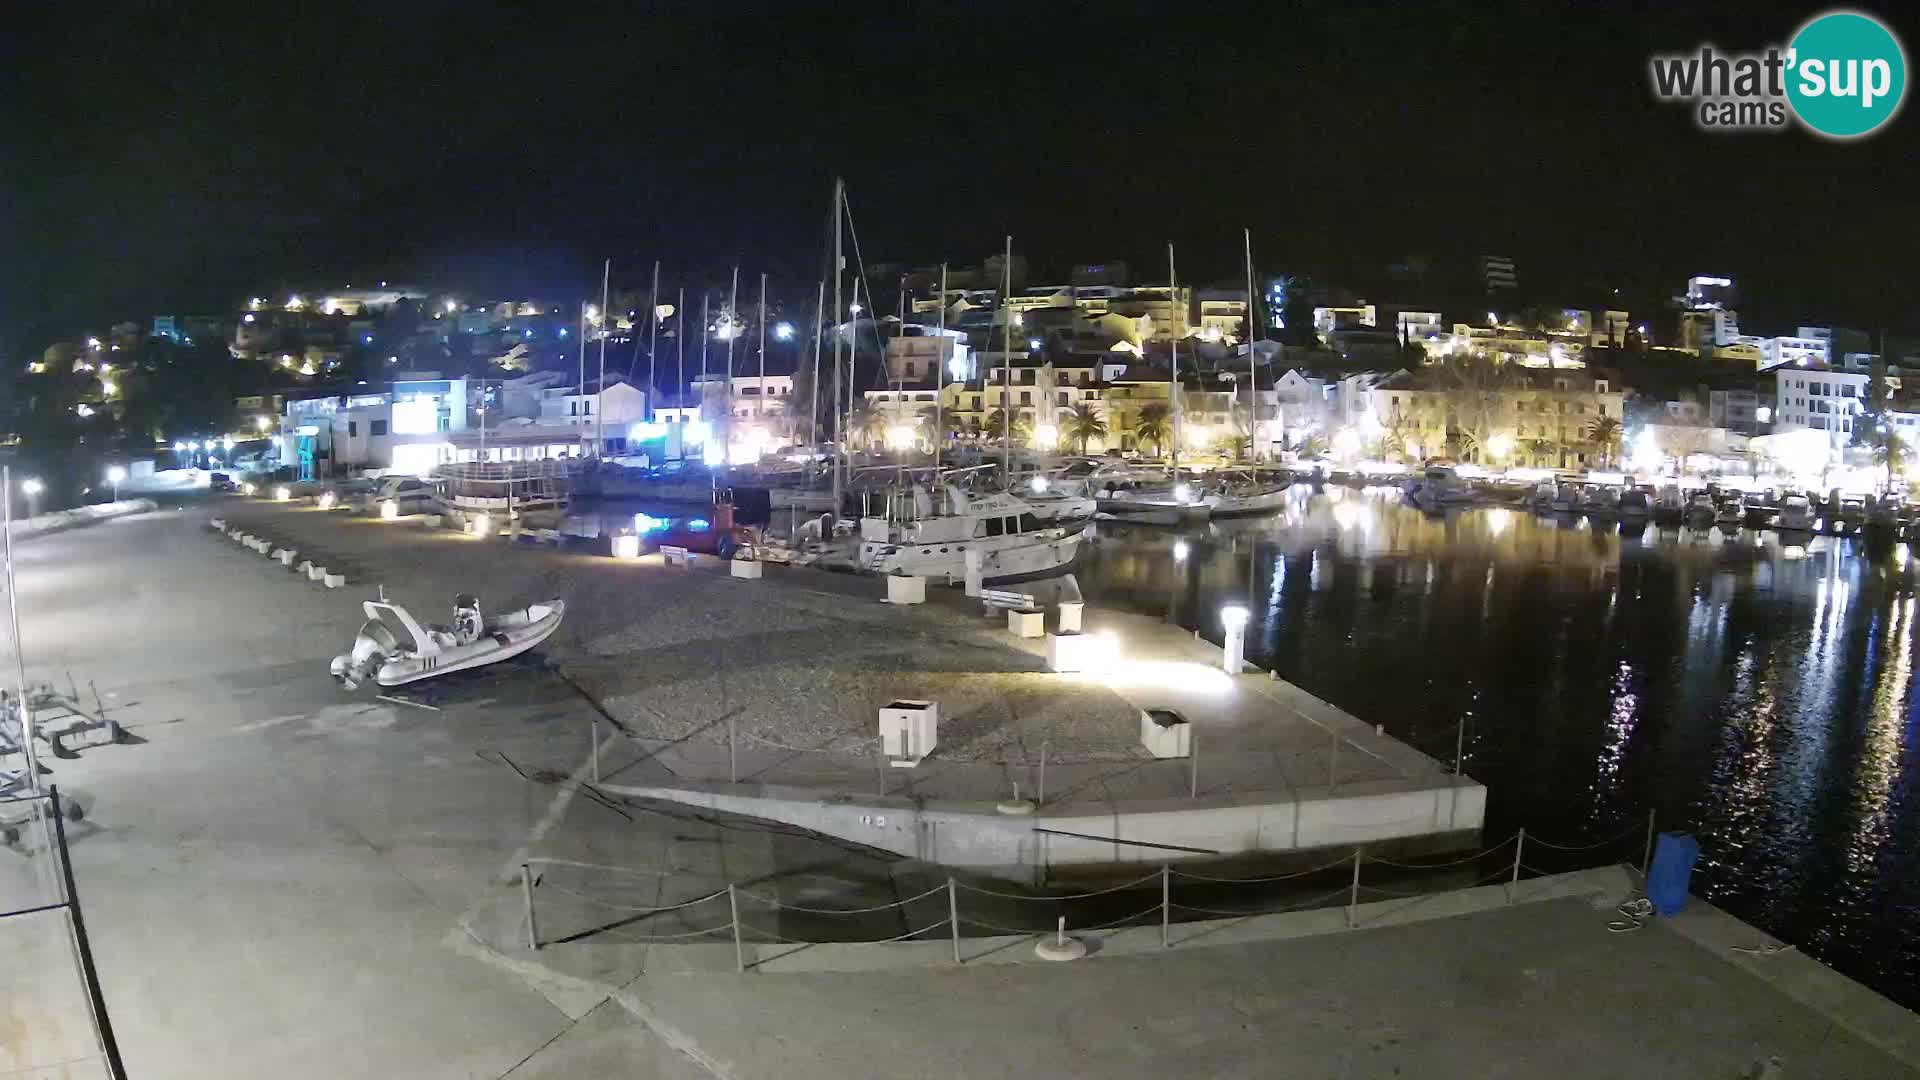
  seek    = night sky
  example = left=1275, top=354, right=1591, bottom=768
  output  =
left=6, top=2, right=1917, bottom=357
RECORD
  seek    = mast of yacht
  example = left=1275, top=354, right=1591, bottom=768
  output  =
left=1244, top=227, right=1259, bottom=464
left=830, top=178, right=845, bottom=524
left=809, top=278, right=825, bottom=460
left=1169, top=242, right=1181, bottom=481
left=1000, top=235, right=1013, bottom=487
left=646, top=259, right=661, bottom=419
left=596, top=258, right=609, bottom=457
left=934, top=262, right=947, bottom=474
left=757, top=271, right=767, bottom=452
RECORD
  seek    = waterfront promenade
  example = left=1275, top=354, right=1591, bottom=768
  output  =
left=1, top=499, right=1914, bottom=1077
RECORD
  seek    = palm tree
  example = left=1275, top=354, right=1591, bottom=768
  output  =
left=1874, top=432, right=1907, bottom=494
left=1063, top=402, right=1107, bottom=454
left=1583, top=416, right=1622, bottom=467
left=1131, top=402, right=1171, bottom=457
left=847, top=402, right=889, bottom=449
left=984, top=407, right=1030, bottom=445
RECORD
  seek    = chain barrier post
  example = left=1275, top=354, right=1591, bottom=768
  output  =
left=1189, top=732, right=1199, bottom=799
left=729, top=884, right=744, bottom=972
left=591, top=716, right=600, bottom=783
left=1508, top=828, right=1524, bottom=904
left=521, top=863, right=539, bottom=950
left=948, top=877, right=961, bottom=965
left=1329, top=730, right=1340, bottom=791
left=728, top=711, right=738, bottom=784
left=1641, top=809, right=1656, bottom=877
left=1160, top=864, right=1171, bottom=948
left=1453, top=718, right=1465, bottom=776
left=1038, top=739, right=1048, bottom=808
left=1346, top=847, right=1362, bottom=928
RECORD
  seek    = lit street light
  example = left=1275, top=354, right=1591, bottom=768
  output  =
left=256, top=416, right=271, bottom=433
left=21, top=477, right=43, bottom=518
left=774, top=322, right=795, bottom=341
left=106, top=465, right=126, bottom=502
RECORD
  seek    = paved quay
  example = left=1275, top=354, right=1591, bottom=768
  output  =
left=0, top=502, right=1915, bottom=1078
left=211, top=498, right=1482, bottom=875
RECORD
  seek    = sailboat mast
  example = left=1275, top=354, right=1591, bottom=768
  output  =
left=830, top=178, right=845, bottom=523
left=596, top=258, right=609, bottom=457
left=934, top=262, right=947, bottom=474
left=1169, top=241, right=1181, bottom=478
left=1244, top=227, right=1258, bottom=463
left=810, top=278, right=825, bottom=455
left=675, top=286, right=685, bottom=418
left=725, top=265, right=739, bottom=464
left=646, top=259, right=661, bottom=420
left=757, top=271, right=767, bottom=445
left=1000, top=234, right=1012, bottom=486
left=577, top=299, right=588, bottom=454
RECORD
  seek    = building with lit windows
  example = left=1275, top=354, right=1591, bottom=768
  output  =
left=1770, top=363, right=1866, bottom=448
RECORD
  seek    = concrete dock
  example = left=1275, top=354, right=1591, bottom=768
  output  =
left=0, top=500, right=1915, bottom=1077
left=206, top=497, right=1483, bottom=877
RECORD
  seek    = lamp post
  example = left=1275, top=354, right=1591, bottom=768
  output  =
left=21, top=478, right=42, bottom=519
left=1220, top=605, right=1250, bottom=675
left=106, top=465, right=126, bottom=503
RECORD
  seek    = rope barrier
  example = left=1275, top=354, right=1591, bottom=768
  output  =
left=1521, top=821, right=1643, bottom=852
left=588, top=923, right=737, bottom=945
left=525, top=856, right=677, bottom=879
left=955, top=914, right=1045, bottom=936
left=1364, top=836, right=1515, bottom=870
left=734, top=883, right=948, bottom=915
left=1168, top=886, right=1352, bottom=920
left=1078, top=904, right=1167, bottom=932
left=1355, top=866, right=1516, bottom=926
left=1169, top=851, right=1356, bottom=883
left=953, top=870, right=1162, bottom=901
left=537, top=883, right=729, bottom=915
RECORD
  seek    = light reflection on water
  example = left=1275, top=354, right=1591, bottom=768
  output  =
left=1075, top=487, right=1920, bottom=1007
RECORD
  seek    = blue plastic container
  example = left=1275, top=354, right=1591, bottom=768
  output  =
left=1647, top=831, right=1699, bottom=917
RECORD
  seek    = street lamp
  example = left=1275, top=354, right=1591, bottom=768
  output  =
left=774, top=322, right=795, bottom=341
left=256, top=416, right=271, bottom=433
left=106, top=465, right=126, bottom=502
left=21, top=477, right=43, bottom=518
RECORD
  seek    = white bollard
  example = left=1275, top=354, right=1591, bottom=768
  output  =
left=1058, top=600, right=1083, bottom=633
left=323, top=573, right=346, bottom=589
left=307, top=564, right=327, bottom=581
left=963, top=548, right=984, bottom=598
left=1220, top=606, right=1250, bottom=675
left=275, top=549, right=296, bottom=567
left=885, top=574, right=925, bottom=604
left=730, top=558, right=764, bottom=580
left=1007, top=609, right=1045, bottom=639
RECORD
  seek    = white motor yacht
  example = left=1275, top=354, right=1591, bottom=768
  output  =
left=1402, top=465, right=1475, bottom=511
left=857, top=484, right=1084, bottom=583
left=1205, top=471, right=1292, bottom=517
left=1088, top=464, right=1216, bottom=524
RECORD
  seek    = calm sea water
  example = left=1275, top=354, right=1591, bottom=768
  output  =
left=1077, top=486, right=1920, bottom=1009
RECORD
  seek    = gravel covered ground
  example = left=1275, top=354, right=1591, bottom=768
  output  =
left=215, top=500, right=1147, bottom=767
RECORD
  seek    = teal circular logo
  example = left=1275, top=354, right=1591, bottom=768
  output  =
left=1787, top=11, right=1907, bottom=138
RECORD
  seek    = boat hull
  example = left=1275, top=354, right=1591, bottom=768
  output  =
left=376, top=602, right=565, bottom=687
left=1210, top=486, right=1291, bottom=517
left=860, top=530, right=1084, bottom=583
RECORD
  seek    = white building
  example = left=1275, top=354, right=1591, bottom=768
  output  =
left=1759, top=335, right=1831, bottom=369
left=1771, top=364, right=1866, bottom=448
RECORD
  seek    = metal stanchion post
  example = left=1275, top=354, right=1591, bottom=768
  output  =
left=875, top=739, right=885, bottom=798
left=1038, top=739, right=1048, bottom=808
left=1509, top=828, right=1525, bottom=904
left=1329, top=731, right=1340, bottom=791
left=728, top=711, right=737, bottom=784
left=948, top=877, right=961, bottom=965
left=729, top=884, right=744, bottom=973
left=1347, top=847, right=1362, bottom=928
left=1454, top=719, right=1465, bottom=776
left=591, top=717, right=600, bottom=783
left=1160, top=864, right=1171, bottom=948
left=521, top=863, right=539, bottom=950
left=1642, top=809, right=1656, bottom=876
left=1188, top=733, right=1199, bottom=799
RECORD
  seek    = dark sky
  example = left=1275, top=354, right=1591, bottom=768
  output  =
left=6, top=1, right=1917, bottom=356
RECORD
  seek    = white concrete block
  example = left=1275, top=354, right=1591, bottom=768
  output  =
left=296, top=560, right=313, bottom=575
left=1058, top=600, right=1083, bottom=633
left=209, top=518, right=226, bottom=530
left=1140, top=709, right=1192, bottom=759
left=422, top=514, right=443, bottom=528
left=885, top=574, right=925, bottom=604
left=660, top=544, right=694, bottom=567
left=879, top=699, right=938, bottom=765
left=1006, top=608, right=1044, bottom=639
left=611, top=534, right=640, bottom=559
left=323, top=573, right=346, bottom=588
left=274, top=549, right=296, bottom=566
left=307, top=565, right=327, bottom=581
left=730, top=558, right=763, bottom=579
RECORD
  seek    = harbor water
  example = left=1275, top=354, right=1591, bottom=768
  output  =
left=1075, top=484, right=1920, bottom=1008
